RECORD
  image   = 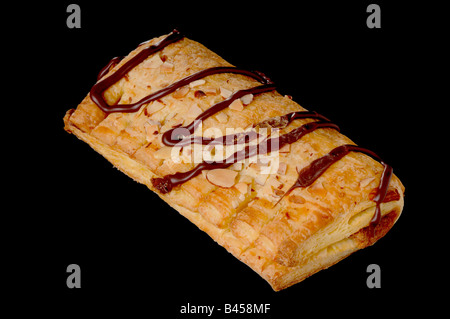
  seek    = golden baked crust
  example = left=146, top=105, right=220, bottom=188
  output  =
left=64, top=31, right=405, bottom=291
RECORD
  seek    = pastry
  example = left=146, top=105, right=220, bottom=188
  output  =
left=63, top=30, right=405, bottom=291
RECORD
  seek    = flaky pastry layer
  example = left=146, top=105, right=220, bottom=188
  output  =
left=64, top=32, right=405, bottom=291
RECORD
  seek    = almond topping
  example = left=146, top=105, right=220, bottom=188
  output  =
left=273, top=189, right=285, bottom=197
left=220, top=87, right=232, bottom=98
left=188, top=103, right=203, bottom=118
left=241, top=94, right=254, bottom=105
left=143, top=55, right=163, bottom=69
left=189, top=79, right=206, bottom=88
left=289, top=195, right=306, bottom=204
left=229, top=99, right=244, bottom=111
left=160, top=61, right=174, bottom=72
left=194, top=90, right=206, bottom=98
left=255, top=173, right=269, bottom=186
left=154, top=146, right=174, bottom=159
left=277, top=162, right=287, bottom=175
left=234, top=182, right=248, bottom=194
left=203, top=87, right=217, bottom=95
left=173, top=86, right=190, bottom=98
left=214, top=112, right=228, bottom=123
left=144, top=120, right=160, bottom=139
left=206, top=169, right=238, bottom=188
left=146, top=101, right=165, bottom=115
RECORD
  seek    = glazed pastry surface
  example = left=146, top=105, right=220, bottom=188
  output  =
left=64, top=30, right=404, bottom=291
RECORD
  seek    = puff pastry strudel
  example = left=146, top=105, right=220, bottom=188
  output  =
left=63, top=30, right=405, bottom=291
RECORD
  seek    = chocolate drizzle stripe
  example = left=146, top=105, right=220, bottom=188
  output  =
left=370, top=163, right=393, bottom=227
left=97, top=56, right=123, bottom=81
left=90, top=29, right=185, bottom=113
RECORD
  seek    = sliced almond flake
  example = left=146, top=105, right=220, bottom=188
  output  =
left=143, top=55, right=163, bottom=69
left=206, top=169, right=238, bottom=188
left=255, top=173, right=269, bottom=186
left=189, top=79, right=206, bottom=88
left=234, top=182, right=248, bottom=194
left=146, top=101, right=165, bottom=115
left=173, top=86, right=190, bottom=98
left=188, top=103, right=203, bottom=118
left=220, top=87, right=233, bottom=98
left=273, top=189, right=285, bottom=197
left=238, top=194, right=246, bottom=202
left=160, top=61, right=174, bottom=72
left=289, top=195, right=306, bottom=204
left=144, top=120, right=160, bottom=140
left=277, top=162, right=287, bottom=175
left=154, top=146, right=174, bottom=159
left=214, top=112, right=228, bottom=124
left=241, top=94, right=254, bottom=105
left=203, top=87, right=218, bottom=96
left=194, top=90, right=206, bottom=98
left=229, top=99, right=244, bottom=111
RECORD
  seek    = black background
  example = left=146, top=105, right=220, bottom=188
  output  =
left=9, top=0, right=441, bottom=317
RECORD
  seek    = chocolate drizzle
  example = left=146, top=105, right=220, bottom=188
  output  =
left=97, top=56, right=123, bottom=81
left=90, top=29, right=185, bottom=113
left=88, top=29, right=397, bottom=231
